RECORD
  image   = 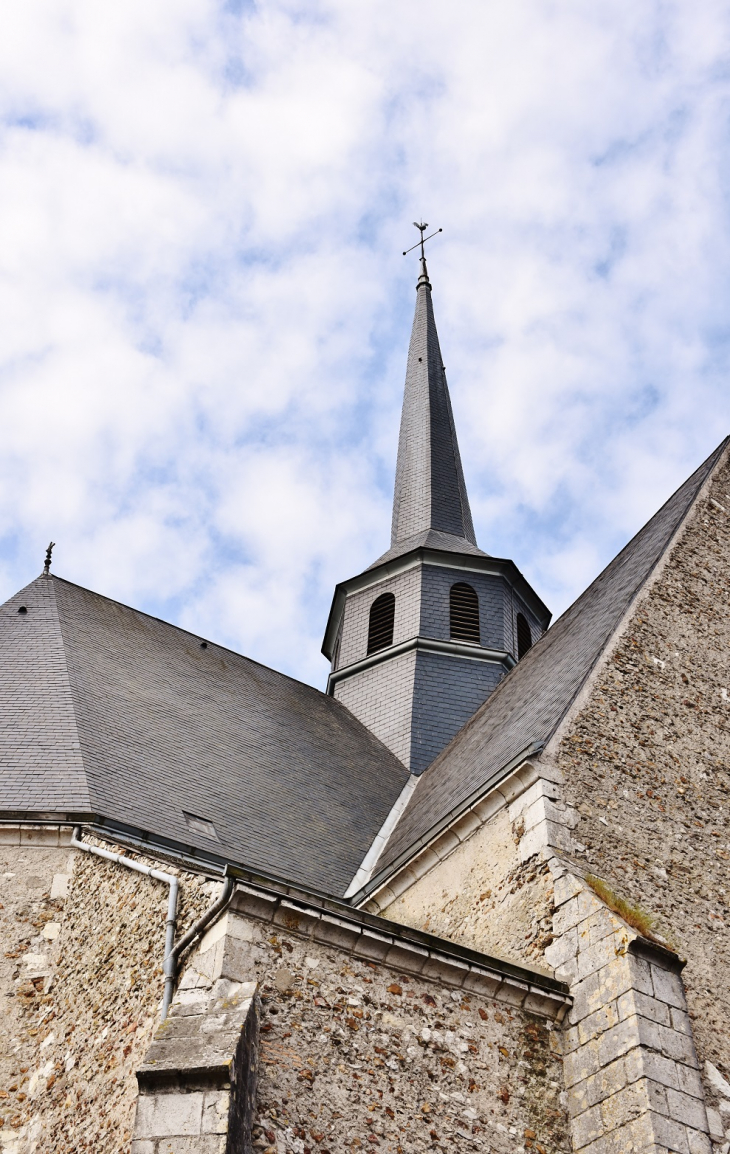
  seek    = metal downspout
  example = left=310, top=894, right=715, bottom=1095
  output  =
left=163, top=871, right=235, bottom=1017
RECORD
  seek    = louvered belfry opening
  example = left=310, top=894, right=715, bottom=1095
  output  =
left=367, top=593, right=396, bottom=655
left=449, top=582, right=480, bottom=644
left=516, top=612, right=532, bottom=659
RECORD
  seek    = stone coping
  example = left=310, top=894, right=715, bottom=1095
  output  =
left=137, top=980, right=258, bottom=1091
left=227, top=882, right=571, bottom=1022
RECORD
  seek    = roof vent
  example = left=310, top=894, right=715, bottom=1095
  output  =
left=200, top=641, right=208, bottom=649
left=17, top=606, right=27, bottom=615
left=183, top=812, right=219, bottom=840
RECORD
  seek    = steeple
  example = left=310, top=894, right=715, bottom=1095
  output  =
left=374, top=251, right=484, bottom=568
left=322, top=241, right=551, bottom=774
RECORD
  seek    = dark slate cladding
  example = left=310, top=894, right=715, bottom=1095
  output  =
left=410, top=653, right=502, bottom=774
left=374, top=438, right=729, bottom=877
left=0, top=576, right=409, bottom=896
left=390, top=262, right=477, bottom=551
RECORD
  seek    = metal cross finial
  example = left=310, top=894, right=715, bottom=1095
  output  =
left=43, top=541, right=55, bottom=576
left=403, top=221, right=443, bottom=260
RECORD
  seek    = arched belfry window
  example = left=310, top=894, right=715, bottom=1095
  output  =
left=367, top=593, right=395, bottom=655
left=449, top=582, right=480, bottom=644
left=516, top=613, right=532, bottom=660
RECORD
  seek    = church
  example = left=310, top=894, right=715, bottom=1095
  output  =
left=0, top=240, right=728, bottom=1154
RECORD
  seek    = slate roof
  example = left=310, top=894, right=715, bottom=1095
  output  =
left=388, top=258, right=478, bottom=556
left=0, top=575, right=409, bottom=895
left=370, top=437, right=729, bottom=881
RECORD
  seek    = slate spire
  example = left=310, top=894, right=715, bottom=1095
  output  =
left=390, top=255, right=477, bottom=550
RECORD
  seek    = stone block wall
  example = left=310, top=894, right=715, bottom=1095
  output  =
left=374, top=741, right=721, bottom=1154
left=1, top=822, right=572, bottom=1154
left=132, top=979, right=259, bottom=1154
left=546, top=873, right=710, bottom=1154
left=175, top=888, right=571, bottom=1154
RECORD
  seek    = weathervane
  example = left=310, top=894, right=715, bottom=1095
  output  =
left=403, top=221, right=442, bottom=261
left=43, top=541, right=55, bottom=576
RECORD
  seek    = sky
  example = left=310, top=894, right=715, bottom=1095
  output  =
left=1, top=0, right=730, bottom=688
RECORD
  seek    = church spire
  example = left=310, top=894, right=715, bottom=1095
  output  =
left=323, top=238, right=550, bottom=773
left=390, top=241, right=477, bottom=551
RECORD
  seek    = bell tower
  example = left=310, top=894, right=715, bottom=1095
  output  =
left=322, top=240, right=550, bottom=773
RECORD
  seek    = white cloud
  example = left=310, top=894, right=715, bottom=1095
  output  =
left=1, top=0, right=730, bottom=684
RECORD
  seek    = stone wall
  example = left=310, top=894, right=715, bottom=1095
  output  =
left=177, top=888, right=570, bottom=1154
left=381, top=804, right=554, bottom=970
left=373, top=708, right=722, bottom=1153
left=544, top=868, right=710, bottom=1154
left=1, top=824, right=572, bottom=1154
left=132, top=978, right=259, bottom=1154
left=0, top=828, right=213, bottom=1154
left=551, top=454, right=730, bottom=1135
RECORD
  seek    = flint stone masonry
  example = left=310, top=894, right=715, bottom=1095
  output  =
left=376, top=728, right=717, bottom=1154
left=375, top=440, right=725, bottom=878
left=133, top=980, right=259, bottom=1154
left=0, top=829, right=213, bottom=1154
left=176, top=886, right=571, bottom=1154
left=1, top=825, right=570, bottom=1153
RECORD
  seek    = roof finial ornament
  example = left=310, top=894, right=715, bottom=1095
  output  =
left=403, top=222, right=442, bottom=287
left=43, top=541, right=55, bottom=576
